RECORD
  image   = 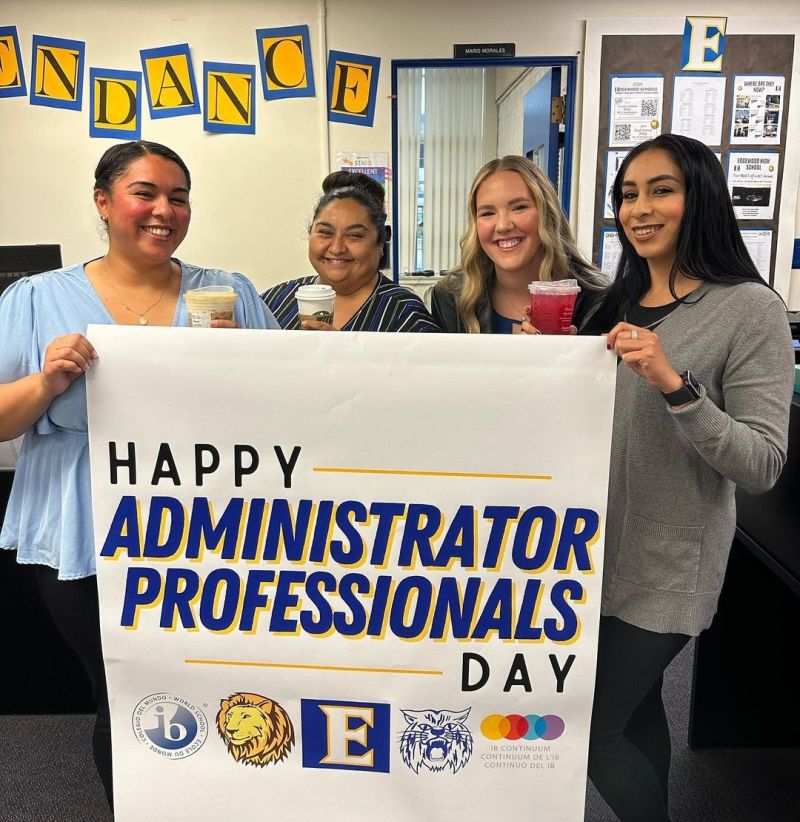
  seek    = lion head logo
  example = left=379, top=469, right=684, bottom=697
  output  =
left=216, top=692, right=294, bottom=767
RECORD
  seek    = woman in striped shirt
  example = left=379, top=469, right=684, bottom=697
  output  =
left=262, top=172, right=439, bottom=332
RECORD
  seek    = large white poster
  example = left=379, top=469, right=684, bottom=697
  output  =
left=87, top=327, right=616, bottom=822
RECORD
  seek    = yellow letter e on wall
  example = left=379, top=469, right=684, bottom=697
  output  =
left=90, top=68, right=142, bottom=140
left=0, top=26, right=27, bottom=98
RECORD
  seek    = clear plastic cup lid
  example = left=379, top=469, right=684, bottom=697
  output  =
left=186, top=285, right=235, bottom=295
left=528, top=279, right=580, bottom=293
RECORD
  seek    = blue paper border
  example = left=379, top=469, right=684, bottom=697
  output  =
left=327, top=50, right=380, bottom=127
left=30, top=34, right=85, bottom=110
left=89, top=67, right=142, bottom=140
left=140, top=43, right=200, bottom=119
left=203, top=61, right=256, bottom=134
left=0, top=26, right=27, bottom=98
left=255, top=24, right=315, bottom=101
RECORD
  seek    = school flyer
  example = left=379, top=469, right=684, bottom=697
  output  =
left=728, top=151, right=779, bottom=220
left=730, top=75, right=784, bottom=144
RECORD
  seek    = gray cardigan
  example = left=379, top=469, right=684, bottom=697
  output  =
left=602, top=281, right=795, bottom=636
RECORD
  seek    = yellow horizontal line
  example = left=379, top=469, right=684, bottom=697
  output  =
left=185, top=659, right=443, bottom=676
left=313, top=467, right=551, bottom=481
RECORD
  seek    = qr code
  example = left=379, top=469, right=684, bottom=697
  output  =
left=614, top=123, right=631, bottom=142
left=641, top=99, right=658, bottom=117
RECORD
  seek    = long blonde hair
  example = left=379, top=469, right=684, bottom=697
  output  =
left=442, top=155, right=600, bottom=333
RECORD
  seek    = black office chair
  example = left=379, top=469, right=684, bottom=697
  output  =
left=0, top=244, right=62, bottom=295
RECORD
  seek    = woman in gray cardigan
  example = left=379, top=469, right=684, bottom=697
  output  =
left=585, top=134, right=794, bottom=821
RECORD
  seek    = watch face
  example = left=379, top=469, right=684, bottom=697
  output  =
left=682, top=370, right=701, bottom=397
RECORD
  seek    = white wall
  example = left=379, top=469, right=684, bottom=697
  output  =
left=496, top=66, right=550, bottom=158
left=2, top=0, right=799, bottom=292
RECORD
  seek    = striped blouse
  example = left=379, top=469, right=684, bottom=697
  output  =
left=261, top=273, right=440, bottom=332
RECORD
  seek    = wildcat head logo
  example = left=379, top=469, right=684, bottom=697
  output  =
left=399, top=708, right=473, bottom=774
left=217, top=692, right=294, bottom=767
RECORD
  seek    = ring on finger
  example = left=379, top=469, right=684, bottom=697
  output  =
left=630, top=329, right=639, bottom=340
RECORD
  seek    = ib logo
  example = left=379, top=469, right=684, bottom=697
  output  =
left=481, top=713, right=565, bottom=742
left=132, top=693, right=208, bottom=758
left=301, top=699, right=390, bottom=773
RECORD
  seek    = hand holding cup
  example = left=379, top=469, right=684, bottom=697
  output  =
left=184, top=286, right=238, bottom=328
left=528, top=279, right=581, bottom=335
left=296, top=284, right=335, bottom=330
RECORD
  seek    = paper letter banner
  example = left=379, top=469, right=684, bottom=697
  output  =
left=256, top=25, right=315, bottom=100
left=0, top=26, right=26, bottom=98
left=90, top=68, right=142, bottom=139
left=203, top=61, right=255, bottom=134
left=141, top=43, right=200, bottom=119
left=327, top=50, right=380, bottom=126
left=87, top=327, right=616, bottom=821
left=30, top=34, right=85, bottom=110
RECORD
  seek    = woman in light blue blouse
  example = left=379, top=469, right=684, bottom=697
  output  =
left=0, top=140, right=277, bottom=808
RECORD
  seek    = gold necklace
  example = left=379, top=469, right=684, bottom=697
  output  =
left=102, top=263, right=174, bottom=325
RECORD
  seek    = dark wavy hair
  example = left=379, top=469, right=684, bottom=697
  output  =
left=586, top=134, right=767, bottom=333
left=310, top=171, right=391, bottom=268
left=94, top=140, right=191, bottom=194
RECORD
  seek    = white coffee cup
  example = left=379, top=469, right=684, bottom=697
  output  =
left=296, top=283, right=335, bottom=325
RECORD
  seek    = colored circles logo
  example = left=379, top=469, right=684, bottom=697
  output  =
left=480, top=713, right=565, bottom=741
left=132, top=693, right=208, bottom=759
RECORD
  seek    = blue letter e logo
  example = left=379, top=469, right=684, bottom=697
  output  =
left=301, top=699, right=390, bottom=773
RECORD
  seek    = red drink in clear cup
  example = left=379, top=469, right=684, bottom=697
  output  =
left=528, top=279, right=581, bottom=334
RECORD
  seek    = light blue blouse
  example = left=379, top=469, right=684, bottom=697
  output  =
left=0, top=261, right=278, bottom=579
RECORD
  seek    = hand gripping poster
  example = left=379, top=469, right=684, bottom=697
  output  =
left=87, top=327, right=616, bottom=821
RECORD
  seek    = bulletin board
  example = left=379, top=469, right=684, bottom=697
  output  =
left=577, top=18, right=800, bottom=301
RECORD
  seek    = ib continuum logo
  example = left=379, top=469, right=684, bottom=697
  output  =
left=132, top=693, right=208, bottom=758
left=480, top=713, right=565, bottom=741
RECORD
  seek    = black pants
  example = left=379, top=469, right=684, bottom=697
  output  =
left=35, top=566, right=113, bottom=810
left=588, top=615, right=690, bottom=822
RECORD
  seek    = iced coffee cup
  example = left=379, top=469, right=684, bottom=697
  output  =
left=528, top=279, right=581, bottom=335
left=184, top=285, right=238, bottom=327
left=296, top=283, right=335, bottom=325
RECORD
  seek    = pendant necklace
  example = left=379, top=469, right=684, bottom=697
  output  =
left=103, top=263, right=174, bottom=325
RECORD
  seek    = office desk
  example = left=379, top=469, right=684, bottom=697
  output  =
left=689, top=394, right=800, bottom=748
